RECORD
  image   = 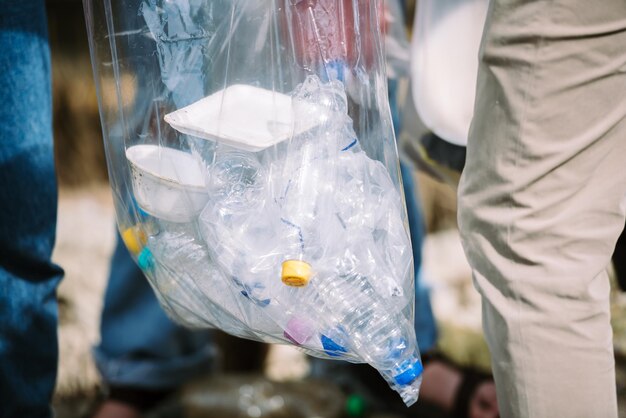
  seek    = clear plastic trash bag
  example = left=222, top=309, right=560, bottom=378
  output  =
left=84, top=0, right=422, bottom=404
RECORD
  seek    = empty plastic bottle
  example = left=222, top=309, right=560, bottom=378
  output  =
left=199, top=150, right=285, bottom=306
left=304, top=265, right=423, bottom=404
left=333, top=150, right=414, bottom=304
left=140, top=222, right=282, bottom=339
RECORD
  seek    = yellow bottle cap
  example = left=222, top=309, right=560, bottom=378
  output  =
left=122, top=225, right=147, bottom=256
left=281, top=260, right=312, bottom=287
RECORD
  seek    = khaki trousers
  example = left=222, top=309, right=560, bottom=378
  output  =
left=458, top=0, right=626, bottom=417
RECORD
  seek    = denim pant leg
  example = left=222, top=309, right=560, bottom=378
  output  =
left=389, top=78, right=437, bottom=353
left=93, top=236, right=215, bottom=390
left=0, top=2, right=63, bottom=417
left=399, top=162, right=437, bottom=353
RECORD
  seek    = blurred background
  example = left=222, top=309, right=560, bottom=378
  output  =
left=46, top=0, right=626, bottom=417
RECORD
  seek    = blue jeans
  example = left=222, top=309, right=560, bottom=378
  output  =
left=0, top=1, right=63, bottom=417
left=93, top=236, right=215, bottom=390
left=400, top=162, right=437, bottom=353
left=389, top=78, right=437, bottom=353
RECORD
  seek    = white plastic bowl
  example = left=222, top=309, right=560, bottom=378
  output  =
left=126, top=144, right=209, bottom=223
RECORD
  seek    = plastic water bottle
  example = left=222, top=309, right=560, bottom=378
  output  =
left=199, top=150, right=286, bottom=307
left=272, top=79, right=352, bottom=288
left=139, top=221, right=282, bottom=339
left=275, top=148, right=337, bottom=288
left=136, top=224, right=222, bottom=328
left=305, top=266, right=423, bottom=403
left=334, top=151, right=414, bottom=305
left=202, top=151, right=274, bottom=266
left=199, top=150, right=334, bottom=344
left=271, top=133, right=422, bottom=398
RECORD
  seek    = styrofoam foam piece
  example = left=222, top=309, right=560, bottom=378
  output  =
left=164, top=84, right=324, bottom=152
left=126, top=144, right=208, bottom=222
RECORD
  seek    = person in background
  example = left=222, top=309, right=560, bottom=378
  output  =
left=0, top=1, right=65, bottom=417
left=91, top=237, right=217, bottom=418
left=612, top=227, right=626, bottom=291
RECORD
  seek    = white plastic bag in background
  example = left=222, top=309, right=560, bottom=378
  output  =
left=411, top=0, right=490, bottom=146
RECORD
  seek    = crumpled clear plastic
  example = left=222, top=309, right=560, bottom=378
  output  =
left=84, top=0, right=422, bottom=405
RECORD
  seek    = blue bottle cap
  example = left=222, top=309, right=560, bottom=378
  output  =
left=137, top=248, right=155, bottom=271
left=321, top=334, right=348, bottom=357
left=393, top=359, right=424, bottom=386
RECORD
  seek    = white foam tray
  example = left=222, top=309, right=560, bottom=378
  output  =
left=164, top=84, right=323, bottom=152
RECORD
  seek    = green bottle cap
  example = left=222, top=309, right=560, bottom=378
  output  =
left=346, top=394, right=365, bottom=417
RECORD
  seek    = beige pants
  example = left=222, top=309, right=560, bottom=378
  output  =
left=458, top=0, right=626, bottom=417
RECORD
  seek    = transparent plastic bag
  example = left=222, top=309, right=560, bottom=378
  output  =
left=84, top=0, right=421, bottom=404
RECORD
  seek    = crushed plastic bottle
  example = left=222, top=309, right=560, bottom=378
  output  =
left=140, top=221, right=283, bottom=339
left=294, top=252, right=422, bottom=404
left=193, top=76, right=421, bottom=402
left=199, top=150, right=284, bottom=305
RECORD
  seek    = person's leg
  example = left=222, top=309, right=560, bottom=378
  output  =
left=612, top=225, right=626, bottom=291
left=0, top=2, right=63, bottom=417
left=93, top=236, right=216, bottom=415
left=400, top=161, right=438, bottom=352
left=389, top=77, right=438, bottom=352
left=458, top=0, right=626, bottom=416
